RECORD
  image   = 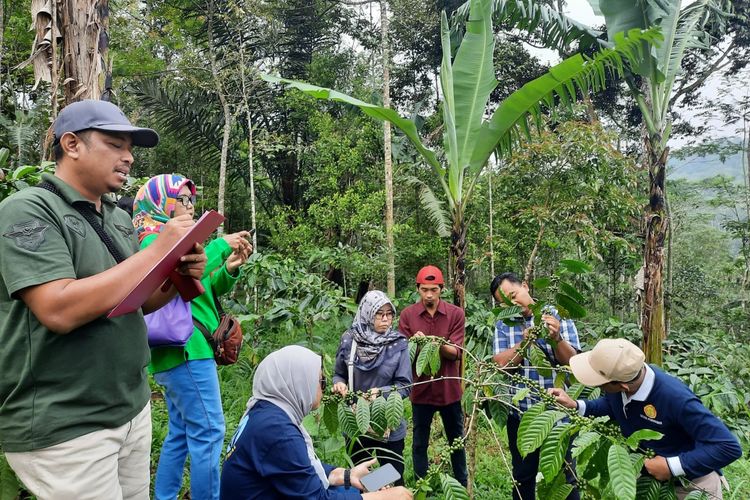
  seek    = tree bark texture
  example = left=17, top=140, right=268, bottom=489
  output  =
left=641, top=136, right=669, bottom=366
left=380, top=0, right=395, bottom=298
left=59, top=0, right=108, bottom=102
left=451, top=210, right=467, bottom=310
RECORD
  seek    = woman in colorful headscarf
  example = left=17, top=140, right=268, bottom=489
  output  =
left=133, top=174, right=252, bottom=500
left=332, top=291, right=411, bottom=485
left=221, top=345, right=413, bottom=500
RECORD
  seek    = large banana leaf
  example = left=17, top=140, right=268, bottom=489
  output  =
left=450, top=0, right=497, bottom=198
left=260, top=74, right=443, bottom=178
left=468, top=27, right=662, bottom=174
left=454, top=0, right=604, bottom=51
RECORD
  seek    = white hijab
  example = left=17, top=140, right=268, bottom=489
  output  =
left=245, top=345, right=329, bottom=488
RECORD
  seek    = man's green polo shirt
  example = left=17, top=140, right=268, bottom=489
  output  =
left=0, top=174, right=150, bottom=452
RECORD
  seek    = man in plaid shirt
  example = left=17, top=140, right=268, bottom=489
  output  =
left=490, top=272, right=580, bottom=500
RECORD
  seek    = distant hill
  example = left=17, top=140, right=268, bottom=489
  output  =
left=668, top=149, right=745, bottom=183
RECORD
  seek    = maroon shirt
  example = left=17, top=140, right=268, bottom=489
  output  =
left=398, top=299, right=465, bottom=406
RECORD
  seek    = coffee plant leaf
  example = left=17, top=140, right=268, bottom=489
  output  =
left=567, top=382, right=586, bottom=400
left=536, top=469, right=573, bottom=500
left=323, top=400, right=339, bottom=434
left=635, top=476, right=661, bottom=500
left=539, top=423, right=572, bottom=483
left=370, top=396, right=388, bottom=436
left=555, top=292, right=587, bottom=319
left=337, top=402, right=359, bottom=438
left=518, top=403, right=545, bottom=449
left=625, top=429, right=663, bottom=450
left=429, top=341, right=442, bottom=375
left=386, top=391, right=404, bottom=429
left=512, top=388, right=530, bottom=404
left=416, top=342, right=432, bottom=377
left=558, top=281, right=585, bottom=305
left=532, top=277, right=552, bottom=290
left=559, top=259, right=591, bottom=274
left=496, top=305, right=523, bottom=321
left=356, top=396, right=371, bottom=435
left=607, top=443, right=637, bottom=500
left=487, top=399, right=509, bottom=429
left=409, top=341, right=418, bottom=364
left=529, top=344, right=553, bottom=377
left=682, top=491, right=708, bottom=500
left=572, top=431, right=600, bottom=459
left=659, top=481, right=677, bottom=500
left=518, top=410, right=566, bottom=457
left=439, top=473, right=469, bottom=500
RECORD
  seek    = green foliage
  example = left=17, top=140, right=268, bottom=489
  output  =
left=0, top=451, right=21, bottom=500
left=439, top=473, right=470, bottom=500
left=0, top=158, right=55, bottom=202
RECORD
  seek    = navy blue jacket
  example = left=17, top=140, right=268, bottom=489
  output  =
left=220, top=400, right=362, bottom=499
left=584, top=365, right=742, bottom=479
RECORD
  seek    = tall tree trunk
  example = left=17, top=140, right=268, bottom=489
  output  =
left=641, top=134, right=669, bottom=366
left=237, top=38, right=258, bottom=249
left=380, top=0, right=395, bottom=298
left=207, top=0, right=229, bottom=230
left=524, top=222, right=546, bottom=284
left=451, top=209, right=467, bottom=309
left=488, top=161, right=495, bottom=306
left=59, top=0, right=109, bottom=102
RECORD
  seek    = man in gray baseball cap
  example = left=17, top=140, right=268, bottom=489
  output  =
left=0, top=99, right=207, bottom=499
left=53, top=99, right=159, bottom=147
left=549, top=338, right=741, bottom=499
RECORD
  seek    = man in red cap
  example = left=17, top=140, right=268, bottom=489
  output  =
left=398, top=265, right=467, bottom=486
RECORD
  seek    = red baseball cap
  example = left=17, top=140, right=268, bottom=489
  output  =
left=416, top=265, right=444, bottom=285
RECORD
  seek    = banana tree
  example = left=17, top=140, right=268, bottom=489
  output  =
left=262, top=0, right=658, bottom=308
left=472, top=0, right=733, bottom=364
left=589, top=0, right=731, bottom=365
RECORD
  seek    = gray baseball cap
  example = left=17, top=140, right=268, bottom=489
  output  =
left=53, top=99, right=159, bottom=147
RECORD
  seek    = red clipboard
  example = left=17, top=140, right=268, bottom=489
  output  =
left=107, top=210, right=226, bottom=318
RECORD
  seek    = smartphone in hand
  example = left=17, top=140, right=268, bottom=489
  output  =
left=360, top=463, right=401, bottom=492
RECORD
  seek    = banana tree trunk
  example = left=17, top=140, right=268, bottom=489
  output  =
left=450, top=211, right=467, bottom=310
left=641, top=135, right=669, bottom=366
left=59, top=0, right=109, bottom=102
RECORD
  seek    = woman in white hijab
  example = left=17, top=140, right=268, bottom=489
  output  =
left=220, top=345, right=412, bottom=499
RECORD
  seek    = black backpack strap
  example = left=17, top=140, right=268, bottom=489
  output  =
left=37, top=181, right=127, bottom=264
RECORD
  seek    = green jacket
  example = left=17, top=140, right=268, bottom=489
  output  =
left=141, top=235, right=240, bottom=373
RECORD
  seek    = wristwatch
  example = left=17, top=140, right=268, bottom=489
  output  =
left=343, top=468, right=351, bottom=489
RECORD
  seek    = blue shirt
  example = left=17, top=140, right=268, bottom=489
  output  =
left=220, top=400, right=362, bottom=500
left=493, top=306, right=580, bottom=412
left=332, top=332, right=412, bottom=441
left=581, top=365, right=742, bottom=480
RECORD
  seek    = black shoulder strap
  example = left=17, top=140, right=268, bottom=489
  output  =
left=37, top=181, right=127, bottom=264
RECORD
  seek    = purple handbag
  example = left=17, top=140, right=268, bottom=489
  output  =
left=144, top=295, right=194, bottom=347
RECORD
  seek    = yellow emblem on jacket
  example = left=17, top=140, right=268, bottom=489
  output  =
left=643, top=404, right=657, bottom=419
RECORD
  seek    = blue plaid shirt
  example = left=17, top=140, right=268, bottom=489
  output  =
left=493, top=307, right=580, bottom=412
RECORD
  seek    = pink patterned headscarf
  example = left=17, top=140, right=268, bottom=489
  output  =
left=132, top=174, right=195, bottom=242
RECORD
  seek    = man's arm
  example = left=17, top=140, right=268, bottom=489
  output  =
left=19, top=215, right=206, bottom=334
left=440, top=308, right=464, bottom=361
left=542, top=314, right=578, bottom=365
left=492, top=322, right=527, bottom=368
left=664, top=397, right=743, bottom=479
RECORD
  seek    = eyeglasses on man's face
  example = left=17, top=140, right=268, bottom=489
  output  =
left=177, top=194, right=196, bottom=208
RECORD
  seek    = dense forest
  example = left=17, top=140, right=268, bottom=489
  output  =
left=1, top=0, right=750, bottom=498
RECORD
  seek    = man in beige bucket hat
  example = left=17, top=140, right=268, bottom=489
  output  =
left=549, top=338, right=741, bottom=499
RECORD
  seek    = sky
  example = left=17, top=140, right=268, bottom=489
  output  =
left=523, top=0, right=739, bottom=150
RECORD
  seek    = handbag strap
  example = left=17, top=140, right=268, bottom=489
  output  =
left=37, top=181, right=127, bottom=264
left=347, top=339, right=357, bottom=392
